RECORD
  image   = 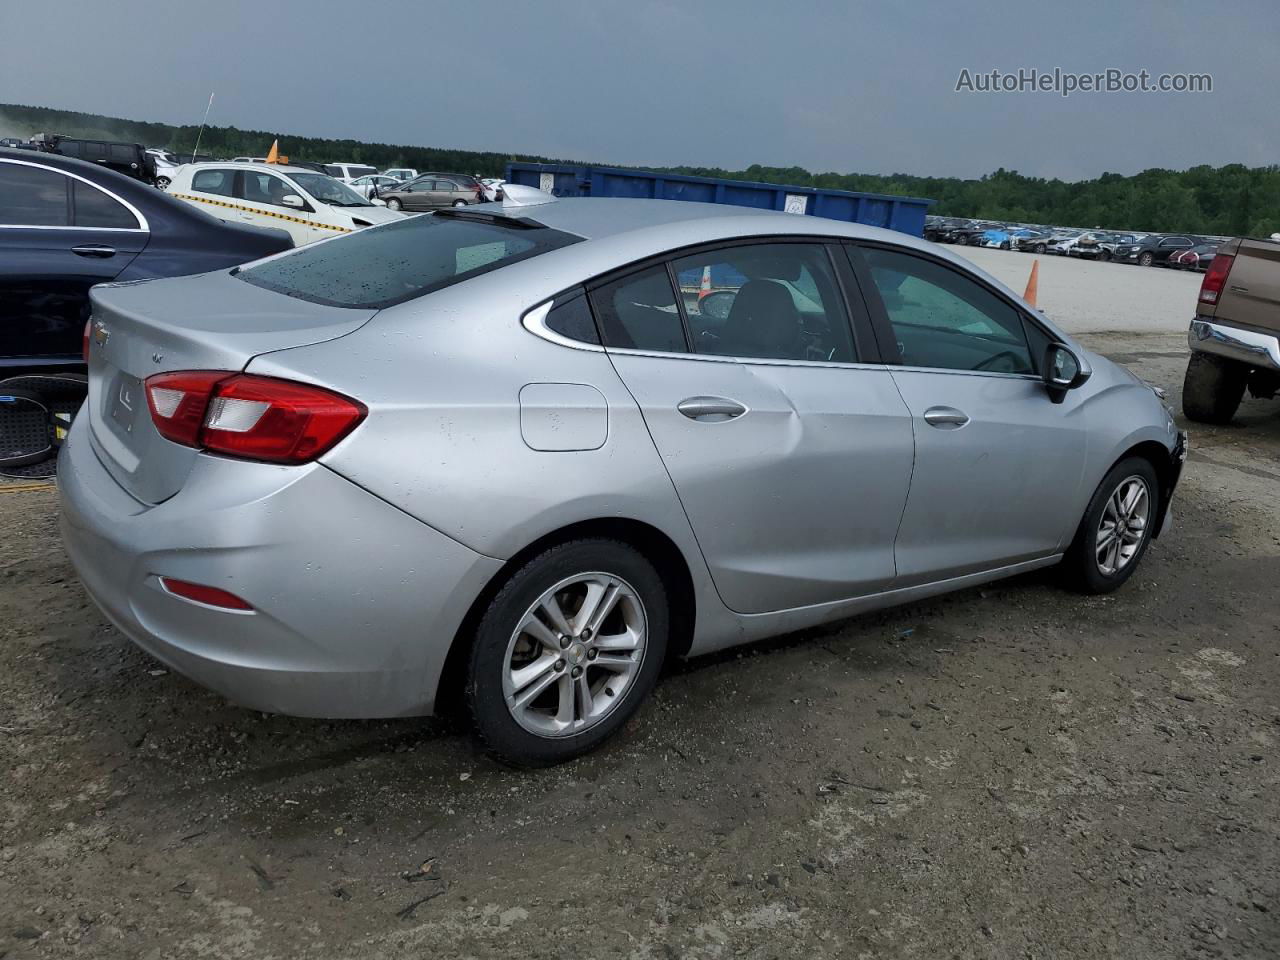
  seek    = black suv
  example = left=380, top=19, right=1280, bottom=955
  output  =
left=1111, top=234, right=1201, bottom=267
left=30, top=134, right=157, bottom=184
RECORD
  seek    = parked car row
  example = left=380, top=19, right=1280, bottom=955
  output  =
left=925, top=216, right=1224, bottom=272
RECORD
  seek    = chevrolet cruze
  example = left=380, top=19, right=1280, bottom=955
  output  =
left=60, top=187, right=1186, bottom=765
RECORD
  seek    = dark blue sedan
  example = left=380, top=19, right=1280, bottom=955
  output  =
left=0, top=149, right=292, bottom=472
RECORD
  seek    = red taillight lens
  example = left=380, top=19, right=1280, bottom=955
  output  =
left=82, top=321, right=91, bottom=363
left=1199, top=253, right=1234, bottom=305
left=146, top=371, right=228, bottom=447
left=144, top=371, right=365, bottom=464
left=160, top=577, right=253, bottom=610
left=200, top=375, right=366, bottom=464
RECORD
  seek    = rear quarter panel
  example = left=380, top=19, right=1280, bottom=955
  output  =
left=243, top=255, right=716, bottom=573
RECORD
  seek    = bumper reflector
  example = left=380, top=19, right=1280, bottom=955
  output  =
left=159, top=577, right=253, bottom=611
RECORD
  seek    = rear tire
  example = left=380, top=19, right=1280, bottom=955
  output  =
left=1182, top=352, right=1247, bottom=424
left=452, top=199, right=468, bottom=207
left=385, top=198, right=402, bottom=211
left=466, top=539, right=669, bottom=767
left=1034, top=243, right=1046, bottom=254
left=1063, top=457, right=1159, bottom=594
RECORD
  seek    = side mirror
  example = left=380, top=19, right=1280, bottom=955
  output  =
left=1044, top=343, right=1091, bottom=403
left=281, top=194, right=305, bottom=209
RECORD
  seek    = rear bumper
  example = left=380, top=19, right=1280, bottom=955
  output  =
left=1189, top=318, right=1280, bottom=373
left=58, top=414, right=502, bottom=717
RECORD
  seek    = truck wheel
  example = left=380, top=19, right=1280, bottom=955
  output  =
left=1182, top=352, right=1247, bottom=424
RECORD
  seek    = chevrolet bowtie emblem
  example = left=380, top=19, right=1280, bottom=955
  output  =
left=92, top=320, right=110, bottom=348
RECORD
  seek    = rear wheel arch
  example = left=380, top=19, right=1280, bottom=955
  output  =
left=432, top=517, right=697, bottom=718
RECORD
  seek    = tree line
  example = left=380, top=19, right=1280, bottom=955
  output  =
left=4, top=102, right=1277, bottom=237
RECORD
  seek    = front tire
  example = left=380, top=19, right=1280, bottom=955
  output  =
left=1139, top=251, right=1154, bottom=266
left=1064, top=457, right=1159, bottom=594
left=466, top=539, right=669, bottom=767
left=1182, top=352, right=1247, bottom=423
left=452, top=199, right=468, bottom=207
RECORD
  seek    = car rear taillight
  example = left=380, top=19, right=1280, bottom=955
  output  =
left=159, top=577, right=253, bottom=610
left=146, top=371, right=228, bottom=447
left=82, top=321, right=91, bottom=362
left=144, top=372, right=365, bottom=464
left=1199, top=253, right=1234, bottom=305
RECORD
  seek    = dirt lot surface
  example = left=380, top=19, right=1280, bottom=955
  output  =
left=2, top=253, right=1279, bottom=958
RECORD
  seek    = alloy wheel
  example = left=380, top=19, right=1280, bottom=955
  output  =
left=1095, top=476, right=1150, bottom=576
left=501, top=573, right=648, bottom=738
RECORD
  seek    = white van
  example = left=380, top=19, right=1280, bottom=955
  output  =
left=324, top=162, right=379, bottom=182
left=383, top=168, right=419, bottom=182
left=168, top=162, right=404, bottom=245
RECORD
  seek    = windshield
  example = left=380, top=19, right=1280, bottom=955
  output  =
left=236, top=213, right=584, bottom=309
left=288, top=172, right=372, bottom=207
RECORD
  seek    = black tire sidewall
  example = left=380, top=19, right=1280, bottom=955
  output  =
left=466, top=539, right=669, bottom=767
left=1068, top=457, right=1160, bottom=593
left=1182, top=352, right=1247, bottom=424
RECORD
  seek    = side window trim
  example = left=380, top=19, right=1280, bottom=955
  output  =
left=584, top=234, right=887, bottom=367
left=0, top=159, right=145, bottom=231
left=522, top=286, right=607, bottom=352
left=849, top=240, right=1051, bottom=377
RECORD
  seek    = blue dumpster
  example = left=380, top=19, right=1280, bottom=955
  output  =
left=505, top=162, right=933, bottom=237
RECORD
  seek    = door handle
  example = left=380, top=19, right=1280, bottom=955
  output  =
left=71, top=245, right=116, bottom=258
left=677, top=396, right=747, bottom=422
left=923, top=406, right=969, bottom=429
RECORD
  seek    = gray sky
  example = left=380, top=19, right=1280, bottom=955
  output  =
left=0, top=0, right=1273, bottom=181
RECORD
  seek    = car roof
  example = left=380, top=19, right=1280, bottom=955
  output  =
left=186, top=161, right=323, bottom=176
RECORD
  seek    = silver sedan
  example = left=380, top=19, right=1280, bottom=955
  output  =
left=60, top=189, right=1186, bottom=765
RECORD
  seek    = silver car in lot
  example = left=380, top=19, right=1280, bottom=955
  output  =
left=60, top=190, right=1186, bottom=765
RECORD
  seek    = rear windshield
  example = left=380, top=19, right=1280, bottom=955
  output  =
left=235, top=213, right=583, bottom=308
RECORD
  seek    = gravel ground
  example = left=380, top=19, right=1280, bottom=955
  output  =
left=2, top=253, right=1278, bottom=959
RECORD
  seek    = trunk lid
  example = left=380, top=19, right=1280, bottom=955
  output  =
left=87, top=270, right=375, bottom=503
left=1209, top=237, right=1280, bottom=332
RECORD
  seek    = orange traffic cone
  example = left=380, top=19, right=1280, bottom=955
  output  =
left=697, top=265, right=712, bottom=301
left=1023, top=260, right=1039, bottom=308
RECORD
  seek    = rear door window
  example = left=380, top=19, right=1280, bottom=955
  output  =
left=671, top=243, right=855, bottom=362
left=0, top=163, right=70, bottom=225
left=590, top=266, right=687, bottom=353
left=237, top=214, right=583, bottom=308
left=191, top=168, right=237, bottom=197
left=72, top=180, right=139, bottom=229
